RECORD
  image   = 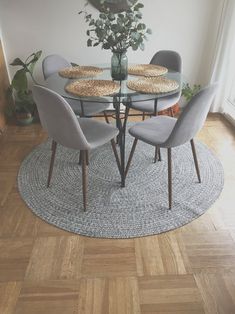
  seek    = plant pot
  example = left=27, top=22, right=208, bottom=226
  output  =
left=158, top=103, right=180, bottom=116
left=111, top=50, right=128, bottom=80
left=16, top=112, right=34, bottom=126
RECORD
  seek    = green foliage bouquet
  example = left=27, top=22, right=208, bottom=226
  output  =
left=79, top=0, right=152, bottom=53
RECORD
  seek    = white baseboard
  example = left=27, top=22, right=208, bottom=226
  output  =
left=223, top=101, right=235, bottom=127
left=223, top=112, right=235, bottom=127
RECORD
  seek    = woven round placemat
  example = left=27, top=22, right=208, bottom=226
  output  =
left=59, top=66, right=103, bottom=78
left=65, top=80, right=120, bottom=97
left=127, top=77, right=179, bottom=94
left=128, top=64, right=168, bottom=77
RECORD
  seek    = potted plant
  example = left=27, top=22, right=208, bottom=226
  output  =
left=182, top=83, right=201, bottom=102
left=79, top=0, right=152, bottom=80
left=7, top=50, right=42, bottom=125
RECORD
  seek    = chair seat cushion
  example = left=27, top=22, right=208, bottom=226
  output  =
left=79, top=118, right=119, bottom=149
left=130, top=93, right=180, bottom=113
left=68, top=99, right=110, bottom=116
left=129, top=116, right=177, bottom=146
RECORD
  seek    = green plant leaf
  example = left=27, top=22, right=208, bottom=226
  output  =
left=10, top=58, right=25, bottom=67
left=108, top=13, right=115, bottom=21
left=99, top=13, right=106, bottom=19
left=87, top=39, right=92, bottom=47
left=11, top=69, right=28, bottom=92
left=140, top=42, right=145, bottom=50
left=134, top=3, right=144, bottom=10
left=71, top=62, right=79, bottom=67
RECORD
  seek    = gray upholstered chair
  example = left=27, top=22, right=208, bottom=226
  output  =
left=125, top=84, right=217, bottom=209
left=32, top=85, right=120, bottom=211
left=42, top=54, right=110, bottom=120
left=128, top=50, right=182, bottom=162
left=130, top=50, right=182, bottom=117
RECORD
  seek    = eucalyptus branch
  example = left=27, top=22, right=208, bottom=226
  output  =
left=79, top=0, right=151, bottom=52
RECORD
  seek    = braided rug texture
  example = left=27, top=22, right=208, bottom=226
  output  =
left=18, top=133, right=224, bottom=238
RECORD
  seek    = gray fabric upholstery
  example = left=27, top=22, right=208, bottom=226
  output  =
left=128, top=50, right=182, bottom=113
left=42, top=54, right=110, bottom=116
left=42, top=54, right=70, bottom=80
left=33, top=85, right=118, bottom=150
left=68, top=98, right=110, bottom=117
left=163, top=84, right=218, bottom=148
left=150, top=50, right=182, bottom=72
left=129, top=116, right=177, bottom=146
left=79, top=118, right=119, bottom=149
left=129, top=84, right=218, bottom=148
left=130, top=93, right=180, bottom=113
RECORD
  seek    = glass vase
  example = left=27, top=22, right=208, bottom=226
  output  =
left=111, top=50, right=128, bottom=80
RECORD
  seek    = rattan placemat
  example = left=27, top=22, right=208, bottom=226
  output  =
left=65, top=80, right=120, bottom=97
left=59, top=66, right=103, bottom=78
left=128, top=64, right=168, bottom=77
left=127, top=77, right=179, bottom=94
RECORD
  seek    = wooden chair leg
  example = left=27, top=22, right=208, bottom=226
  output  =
left=167, top=147, right=172, bottom=209
left=79, top=151, right=89, bottom=166
left=154, top=147, right=162, bottom=163
left=154, top=146, right=158, bottom=163
left=111, top=139, right=121, bottom=175
left=169, top=107, right=174, bottom=117
left=158, top=147, right=162, bottom=161
left=86, top=151, right=89, bottom=166
left=104, top=111, right=110, bottom=124
left=78, top=152, right=82, bottom=165
left=81, top=150, right=87, bottom=211
left=47, top=140, right=57, bottom=188
left=190, top=139, right=201, bottom=183
left=142, top=112, right=146, bottom=121
left=153, top=109, right=162, bottom=161
left=125, top=138, right=138, bottom=177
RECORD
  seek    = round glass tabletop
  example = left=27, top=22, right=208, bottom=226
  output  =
left=46, top=65, right=182, bottom=103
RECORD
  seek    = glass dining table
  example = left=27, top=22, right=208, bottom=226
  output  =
left=46, top=65, right=182, bottom=187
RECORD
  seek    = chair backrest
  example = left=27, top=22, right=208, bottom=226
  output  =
left=32, top=85, right=90, bottom=150
left=42, top=54, right=70, bottom=80
left=163, top=84, right=218, bottom=148
left=150, top=50, right=182, bottom=73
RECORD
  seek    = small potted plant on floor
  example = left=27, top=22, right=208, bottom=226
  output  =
left=182, top=83, right=201, bottom=102
left=6, top=50, right=42, bottom=125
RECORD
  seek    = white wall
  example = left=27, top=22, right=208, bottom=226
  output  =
left=0, top=0, right=224, bottom=86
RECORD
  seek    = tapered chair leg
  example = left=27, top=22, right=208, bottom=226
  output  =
left=47, top=140, right=57, bottom=188
left=154, top=146, right=161, bottom=163
left=78, top=152, right=82, bottom=165
left=153, top=109, right=161, bottom=162
left=158, top=148, right=162, bottom=161
left=169, top=107, right=174, bottom=117
left=104, top=111, right=110, bottom=124
left=142, top=112, right=146, bottom=121
left=85, top=151, right=89, bottom=166
left=79, top=151, right=89, bottom=165
left=81, top=150, right=87, bottom=211
left=125, top=138, right=138, bottom=177
left=111, top=139, right=121, bottom=175
left=190, top=139, right=201, bottom=183
left=154, top=146, right=158, bottom=163
left=167, top=147, right=172, bottom=209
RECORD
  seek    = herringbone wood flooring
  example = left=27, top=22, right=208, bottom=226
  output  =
left=0, top=113, right=235, bottom=314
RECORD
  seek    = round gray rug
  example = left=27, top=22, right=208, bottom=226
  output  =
left=18, top=134, right=224, bottom=238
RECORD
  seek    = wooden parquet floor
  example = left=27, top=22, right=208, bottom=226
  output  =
left=0, top=113, right=235, bottom=314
